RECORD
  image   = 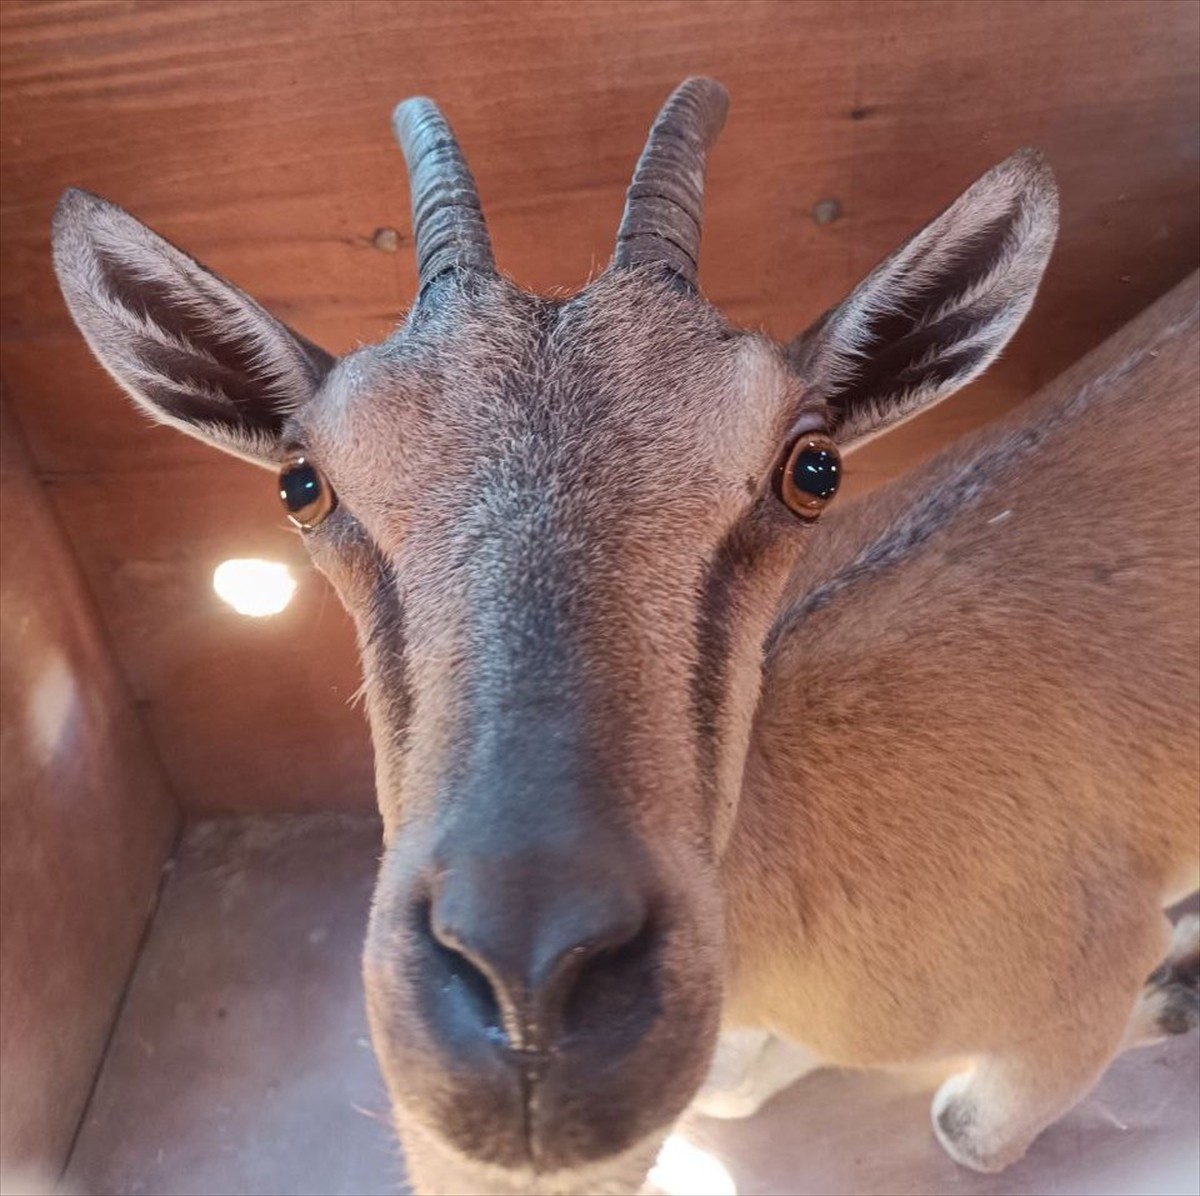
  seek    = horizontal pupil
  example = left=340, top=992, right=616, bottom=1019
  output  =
left=281, top=464, right=321, bottom=512
left=792, top=448, right=840, bottom=499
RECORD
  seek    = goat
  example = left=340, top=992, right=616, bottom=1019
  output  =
left=51, top=78, right=1198, bottom=1196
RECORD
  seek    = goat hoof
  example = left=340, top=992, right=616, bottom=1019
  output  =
left=931, top=1072, right=1026, bottom=1174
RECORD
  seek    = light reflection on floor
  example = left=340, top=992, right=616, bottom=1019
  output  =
left=648, top=1132, right=738, bottom=1196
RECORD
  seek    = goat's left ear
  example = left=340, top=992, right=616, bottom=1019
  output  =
left=51, top=188, right=334, bottom=468
left=789, top=149, right=1058, bottom=451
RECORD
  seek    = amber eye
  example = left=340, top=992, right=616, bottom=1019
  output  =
left=778, top=433, right=841, bottom=519
left=278, top=456, right=336, bottom=529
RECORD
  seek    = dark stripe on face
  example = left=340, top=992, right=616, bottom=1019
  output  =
left=361, top=555, right=412, bottom=750
left=689, top=517, right=763, bottom=813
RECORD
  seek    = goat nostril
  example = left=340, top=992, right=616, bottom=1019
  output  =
left=419, top=899, right=505, bottom=1043
left=561, top=916, right=659, bottom=1042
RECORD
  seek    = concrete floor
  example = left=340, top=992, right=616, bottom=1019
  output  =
left=64, top=815, right=1200, bottom=1196
left=65, top=816, right=398, bottom=1196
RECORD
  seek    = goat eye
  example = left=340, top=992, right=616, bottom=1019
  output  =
left=778, top=433, right=841, bottom=519
left=278, top=456, right=336, bottom=529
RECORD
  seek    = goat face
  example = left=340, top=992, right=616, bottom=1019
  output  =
left=295, top=268, right=810, bottom=1185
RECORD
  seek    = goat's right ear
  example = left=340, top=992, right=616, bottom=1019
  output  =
left=789, top=149, right=1058, bottom=451
left=51, top=188, right=334, bottom=468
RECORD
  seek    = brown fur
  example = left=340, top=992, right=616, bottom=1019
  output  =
left=721, top=275, right=1200, bottom=1169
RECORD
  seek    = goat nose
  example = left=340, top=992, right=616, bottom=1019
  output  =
left=423, top=848, right=652, bottom=1052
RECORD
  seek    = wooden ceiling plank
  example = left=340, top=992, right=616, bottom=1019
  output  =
left=3, top=0, right=1196, bottom=812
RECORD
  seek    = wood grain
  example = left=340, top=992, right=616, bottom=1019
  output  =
left=1, top=0, right=1196, bottom=812
left=0, top=400, right=178, bottom=1171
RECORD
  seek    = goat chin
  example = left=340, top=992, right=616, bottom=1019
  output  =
left=397, top=1117, right=667, bottom=1196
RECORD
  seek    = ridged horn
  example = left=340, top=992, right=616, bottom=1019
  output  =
left=612, top=77, right=730, bottom=284
left=392, top=97, right=495, bottom=291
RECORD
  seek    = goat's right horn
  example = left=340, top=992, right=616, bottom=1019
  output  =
left=392, top=97, right=496, bottom=293
left=612, top=77, right=730, bottom=285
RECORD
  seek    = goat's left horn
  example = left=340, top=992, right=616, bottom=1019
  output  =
left=392, top=98, right=496, bottom=292
left=611, top=77, right=729, bottom=285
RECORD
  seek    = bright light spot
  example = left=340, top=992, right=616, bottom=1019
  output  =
left=212, top=558, right=296, bottom=617
left=28, top=653, right=78, bottom=766
left=648, top=1133, right=737, bottom=1196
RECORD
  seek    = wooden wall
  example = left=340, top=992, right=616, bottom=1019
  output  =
left=0, top=401, right=178, bottom=1176
left=1, top=0, right=1197, bottom=813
